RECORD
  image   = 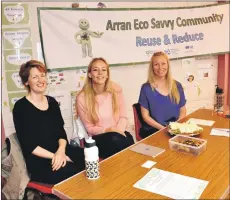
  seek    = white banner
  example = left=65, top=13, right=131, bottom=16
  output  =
left=38, top=4, right=229, bottom=70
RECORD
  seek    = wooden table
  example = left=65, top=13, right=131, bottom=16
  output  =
left=53, top=109, right=229, bottom=199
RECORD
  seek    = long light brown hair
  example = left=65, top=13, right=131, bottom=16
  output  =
left=147, top=52, right=180, bottom=104
left=79, top=57, right=119, bottom=124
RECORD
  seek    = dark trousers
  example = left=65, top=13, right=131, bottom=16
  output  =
left=140, top=126, right=159, bottom=139
left=92, top=131, right=134, bottom=159
left=30, top=145, right=85, bottom=184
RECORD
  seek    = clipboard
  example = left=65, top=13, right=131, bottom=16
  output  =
left=130, top=143, right=165, bottom=158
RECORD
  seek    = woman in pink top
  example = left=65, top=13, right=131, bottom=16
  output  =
left=76, top=57, right=134, bottom=158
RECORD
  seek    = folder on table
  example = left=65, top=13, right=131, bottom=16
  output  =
left=130, top=143, right=165, bottom=158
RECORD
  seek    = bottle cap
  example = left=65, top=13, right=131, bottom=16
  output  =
left=84, top=137, right=96, bottom=148
left=215, top=85, right=223, bottom=94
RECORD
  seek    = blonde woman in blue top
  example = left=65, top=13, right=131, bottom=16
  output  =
left=138, top=52, right=186, bottom=138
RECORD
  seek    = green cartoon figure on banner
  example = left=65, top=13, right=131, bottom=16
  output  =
left=75, top=19, right=103, bottom=58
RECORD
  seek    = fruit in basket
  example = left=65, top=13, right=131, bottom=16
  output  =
left=168, top=122, right=203, bottom=135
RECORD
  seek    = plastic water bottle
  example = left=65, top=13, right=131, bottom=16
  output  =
left=84, top=137, right=100, bottom=179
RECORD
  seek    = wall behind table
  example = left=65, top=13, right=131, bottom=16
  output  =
left=1, top=1, right=217, bottom=139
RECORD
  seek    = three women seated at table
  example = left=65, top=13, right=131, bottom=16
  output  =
left=13, top=51, right=186, bottom=184
left=138, top=51, right=186, bottom=138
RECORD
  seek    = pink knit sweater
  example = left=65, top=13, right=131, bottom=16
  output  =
left=76, top=83, right=127, bottom=136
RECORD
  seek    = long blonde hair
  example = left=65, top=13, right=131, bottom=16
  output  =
left=79, top=57, right=119, bottom=124
left=147, top=52, right=180, bottom=104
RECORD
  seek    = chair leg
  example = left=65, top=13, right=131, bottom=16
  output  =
left=36, top=191, right=45, bottom=200
left=44, top=194, right=60, bottom=200
left=23, top=188, right=60, bottom=200
left=23, top=188, right=29, bottom=200
left=23, top=188, right=45, bottom=200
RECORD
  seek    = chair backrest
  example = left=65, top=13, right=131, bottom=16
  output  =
left=2, top=134, right=54, bottom=199
left=75, top=119, right=103, bottom=161
left=75, top=117, right=89, bottom=148
left=2, top=133, right=30, bottom=199
left=132, top=103, right=144, bottom=141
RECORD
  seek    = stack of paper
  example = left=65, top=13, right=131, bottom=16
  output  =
left=210, top=128, right=230, bottom=137
left=187, top=118, right=215, bottom=126
left=133, top=168, right=209, bottom=199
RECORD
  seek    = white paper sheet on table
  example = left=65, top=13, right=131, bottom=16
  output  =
left=210, top=128, right=230, bottom=137
left=187, top=118, right=215, bottom=126
left=133, top=168, right=209, bottom=199
left=141, top=161, right=156, bottom=169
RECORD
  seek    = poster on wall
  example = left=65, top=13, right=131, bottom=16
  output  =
left=70, top=91, right=80, bottom=139
left=197, top=64, right=214, bottom=80
left=48, top=91, right=71, bottom=111
left=75, top=70, right=87, bottom=89
left=2, top=28, right=32, bottom=49
left=47, top=71, right=66, bottom=86
left=2, top=3, right=30, bottom=25
left=38, top=3, right=230, bottom=70
left=5, top=71, right=25, bottom=92
left=3, top=49, right=32, bottom=70
left=70, top=91, right=79, bottom=120
left=181, top=58, right=196, bottom=71
left=183, top=72, right=201, bottom=101
left=8, top=92, right=27, bottom=111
